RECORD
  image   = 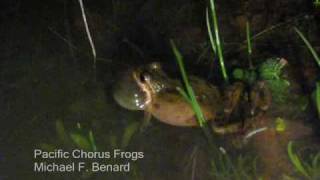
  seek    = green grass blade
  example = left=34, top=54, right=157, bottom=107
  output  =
left=206, top=8, right=216, bottom=55
left=246, top=21, right=253, bottom=69
left=121, top=122, right=139, bottom=148
left=316, top=82, right=320, bottom=117
left=294, top=27, right=320, bottom=68
left=295, top=27, right=320, bottom=118
left=246, top=21, right=252, bottom=56
left=39, top=143, right=57, bottom=152
left=176, top=87, right=192, bottom=104
left=170, top=40, right=206, bottom=126
left=55, top=119, right=71, bottom=145
left=312, top=153, right=320, bottom=168
left=208, top=0, right=229, bottom=83
left=70, top=132, right=92, bottom=150
left=88, top=130, right=97, bottom=151
left=287, top=141, right=311, bottom=179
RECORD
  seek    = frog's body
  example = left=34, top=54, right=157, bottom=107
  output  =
left=113, top=62, right=270, bottom=128
left=113, top=62, right=221, bottom=126
left=148, top=77, right=221, bottom=126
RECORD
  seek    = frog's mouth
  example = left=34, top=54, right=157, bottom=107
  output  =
left=112, top=69, right=152, bottom=111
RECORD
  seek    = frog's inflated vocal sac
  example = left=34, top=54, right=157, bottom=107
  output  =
left=113, top=62, right=222, bottom=126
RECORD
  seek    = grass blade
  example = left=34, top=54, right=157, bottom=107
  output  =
left=170, top=40, right=206, bottom=126
left=294, top=27, right=320, bottom=68
left=246, top=21, right=253, bottom=69
left=316, top=82, right=320, bottom=117
left=206, top=8, right=216, bottom=55
left=88, top=130, right=97, bottom=151
left=208, top=0, right=229, bottom=83
left=246, top=21, right=252, bottom=56
left=121, top=122, right=139, bottom=148
left=287, top=141, right=311, bottom=179
left=70, top=132, right=92, bottom=150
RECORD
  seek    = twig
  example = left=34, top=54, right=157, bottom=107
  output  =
left=190, top=146, right=198, bottom=180
left=122, top=38, right=145, bottom=59
left=48, top=27, right=77, bottom=50
left=63, top=1, right=76, bottom=62
left=78, top=0, right=97, bottom=70
left=247, top=14, right=307, bottom=42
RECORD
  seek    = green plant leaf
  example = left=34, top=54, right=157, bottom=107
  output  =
left=170, top=40, right=206, bottom=127
left=316, top=82, right=320, bottom=117
left=70, top=132, right=91, bottom=150
left=88, top=130, right=97, bottom=151
left=287, top=141, right=310, bottom=179
left=176, top=87, right=191, bottom=104
left=39, top=143, right=56, bottom=152
left=312, top=153, right=320, bottom=169
left=121, top=122, right=139, bottom=148
left=208, top=0, right=229, bottom=83
left=246, top=21, right=252, bottom=56
left=206, top=8, right=216, bottom=55
left=55, top=119, right=68, bottom=143
left=294, top=27, right=320, bottom=68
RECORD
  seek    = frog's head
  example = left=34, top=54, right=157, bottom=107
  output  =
left=113, top=62, right=168, bottom=111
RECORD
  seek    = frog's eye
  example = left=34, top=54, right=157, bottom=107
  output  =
left=139, top=72, right=151, bottom=83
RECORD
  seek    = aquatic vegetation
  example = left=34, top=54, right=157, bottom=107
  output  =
left=275, top=117, right=287, bottom=132
left=41, top=120, right=98, bottom=151
left=70, top=124, right=97, bottom=151
left=232, top=68, right=257, bottom=84
left=246, top=21, right=252, bottom=57
left=314, top=0, right=320, bottom=7
left=210, top=151, right=260, bottom=180
left=258, top=58, right=290, bottom=103
left=171, top=40, right=217, bottom=145
left=287, top=142, right=310, bottom=178
left=171, top=40, right=207, bottom=127
left=55, top=120, right=70, bottom=145
left=206, top=0, right=229, bottom=83
left=316, top=82, right=320, bottom=117
left=294, top=27, right=320, bottom=117
left=294, top=27, right=320, bottom=68
left=206, top=9, right=216, bottom=57
left=287, top=141, right=320, bottom=179
left=108, top=121, right=140, bottom=149
left=246, top=21, right=254, bottom=69
left=259, top=58, right=288, bottom=80
left=232, top=57, right=289, bottom=104
left=171, top=40, right=264, bottom=178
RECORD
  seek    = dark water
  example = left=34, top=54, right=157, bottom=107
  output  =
left=1, top=0, right=320, bottom=179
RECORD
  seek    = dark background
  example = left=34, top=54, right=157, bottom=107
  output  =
left=0, top=0, right=319, bottom=179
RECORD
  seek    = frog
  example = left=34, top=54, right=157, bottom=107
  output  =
left=113, top=62, right=271, bottom=130
left=113, top=62, right=222, bottom=126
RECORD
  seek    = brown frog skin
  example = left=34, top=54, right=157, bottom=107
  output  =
left=113, top=62, right=222, bottom=127
left=113, top=62, right=272, bottom=128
